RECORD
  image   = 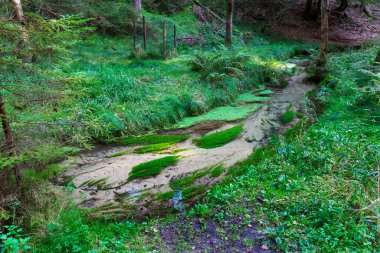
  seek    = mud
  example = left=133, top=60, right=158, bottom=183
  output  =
left=58, top=62, right=315, bottom=213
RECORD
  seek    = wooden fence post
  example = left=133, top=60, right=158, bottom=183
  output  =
left=173, top=25, right=177, bottom=49
left=162, top=21, right=167, bottom=58
left=133, top=20, right=137, bottom=51
left=143, top=16, right=147, bottom=51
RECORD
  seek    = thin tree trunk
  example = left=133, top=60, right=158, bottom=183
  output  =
left=318, top=0, right=329, bottom=66
left=225, top=0, right=234, bottom=47
left=304, top=0, right=314, bottom=18
left=0, top=89, right=21, bottom=185
left=11, top=0, right=26, bottom=24
left=335, top=0, right=348, bottom=12
left=133, top=0, right=142, bottom=11
left=11, top=0, right=32, bottom=62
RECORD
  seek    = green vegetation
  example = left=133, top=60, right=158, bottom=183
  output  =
left=210, top=165, right=225, bottom=177
left=281, top=110, right=295, bottom=124
left=134, top=142, right=176, bottom=154
left=108, top=149, right=131, bottom=158
left=169, top=168, right=211, bottom=190
left=175, top=104, right=261, bottom=129
left=128, top=156, right=180, bottom=180
left=194, top=125, right=244, bottom=149
left=118, top=134, right=190, bottom=146
left=236, top=93, right=270, bottom=103
left=189, top=46, right=380, bottom=252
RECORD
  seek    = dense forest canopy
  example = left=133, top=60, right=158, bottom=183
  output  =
left=0, top=0, right=379, bottom=252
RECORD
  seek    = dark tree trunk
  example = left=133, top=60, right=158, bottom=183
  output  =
left=225, top=0, right=234, bottom=47
left=0, top=89, right=21, bottom=185
left=318, top=0, right=329, bottom=66
left=304, top=0, right=314, bottom=19
left=376, top=49, right=380, bottom=63
left=335, top=0, right=348, bottom=12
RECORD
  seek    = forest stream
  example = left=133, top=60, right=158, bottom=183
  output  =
left=57, top=60, right=316, bottom=216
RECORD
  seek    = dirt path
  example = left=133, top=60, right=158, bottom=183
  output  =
left=59, top=62, right=315, bottom=213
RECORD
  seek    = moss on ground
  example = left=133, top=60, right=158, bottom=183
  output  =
left=257, top=90, right=274, bottom=96
left=128, top=156, right=179, bottom=180
left=108, top=149, right=131, bottom=158
left=236, top=93, right=269, bottom=103
left=174, top=104, right=261, bottom=129
left=169, top=168, right=211, bottom=190
left=210, top=165, right=225, bottom=177
left=194, top=125, right=244, bottom=149
left=134, top=142, right=176, bottom=154
left=118, top=134, right=190, bottom=146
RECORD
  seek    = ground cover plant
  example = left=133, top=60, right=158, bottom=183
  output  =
left=194, top=125, right=244, bottom=149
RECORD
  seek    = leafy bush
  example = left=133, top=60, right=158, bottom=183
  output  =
left=0, top=225, right=30, bottom=253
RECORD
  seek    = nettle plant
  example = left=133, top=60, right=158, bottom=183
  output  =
left=0, top=225, right=30, bottom=253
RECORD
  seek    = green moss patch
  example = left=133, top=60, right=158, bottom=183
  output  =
left=194, top=125, right=244, bottom=149
left=281, top=110, right=295, bottom=124
left=108, top=149, right=131, bottom=158
left=210, top=165, right=225, bottom=177
left=117, top=134, right=190, bottom=146
left=237, top=93, right=270, bottom=103
left=169, top=168, right=211, bottom=190
left=128, top=156, right=179, bottom=180
left=175, top=104, right=261, bottom=129
left=134, top=142, right=175, bottom=154
left=257, top=90, right=274, bottom=96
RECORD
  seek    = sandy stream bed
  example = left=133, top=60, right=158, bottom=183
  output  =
left=58, top=62, right=315, bottom=215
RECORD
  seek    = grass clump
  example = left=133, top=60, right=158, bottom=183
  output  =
left=194, top=125, right=243, bottom=149
left=118, top=134, right=189, bottom=146
left=134, top=142, right=175, bottom=154
left=128, top=156, right=179, bottom=180
left=281, top=110, right=295, bottom=124
left=175, top=104, right=261, bottom=129
left=210, top=165, right=225, bottom=177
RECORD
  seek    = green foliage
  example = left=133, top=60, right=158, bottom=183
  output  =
left=194, top=125, right=243, bottom=149
left=190, top=46, right=380, bottom=252
left=0, top=225, right=30, bottom=253
left=169, top=168, right=210, bottom=190
left=134, top=142, right=176, bottom=154
left=210, top=165, right=225, bottom=177
left=175, top=104, right=261, bottom=129
left=236, top=93, right=270, bottom=103
left=108, top=149, right=131, bottom=158
left=189, top=49, right=250, bottom=86
left=118, top=134, right=189, bottom=146
left=281, top=110, right=295, bottom=124
left=128, top=156, right=179, bottom=180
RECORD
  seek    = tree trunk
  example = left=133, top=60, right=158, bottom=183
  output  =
left=0, top=93, right=15, bottom=150
left=335, top=0, right=348, bottom=12
left=318, top=0, right=329, bottom=66
left=11, top=0, right=32, bottom=62
left=133, top=0, right=142, bottom=11
left=376, top=49, right=380, bottom=63
left=304, top=0, right=314, bottom=19
left=225, top=0, right=234, bottom=47
left=0, top=89, right=21, bottom=185
left=11, top=0, right=26, bottom=25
